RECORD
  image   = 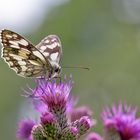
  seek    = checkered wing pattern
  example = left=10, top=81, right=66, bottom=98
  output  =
left=36, top=35, right=62, bottom=63
left=0, top=29, right=51, bottom=78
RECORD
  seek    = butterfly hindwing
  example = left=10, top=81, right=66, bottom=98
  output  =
left=36, top=35, right=62, bottom=63
left=0, top=29, right=51, bottom=78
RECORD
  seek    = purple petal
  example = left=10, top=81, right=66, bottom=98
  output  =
left=17, top=119, right=35, bottom=139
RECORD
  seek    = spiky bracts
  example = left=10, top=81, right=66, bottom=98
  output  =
left=17, top=78, right=93, bottom=140
left=102, top=103, right=140, bottom=140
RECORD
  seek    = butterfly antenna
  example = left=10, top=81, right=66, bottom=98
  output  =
left=62, top=66, right=90, bottom=70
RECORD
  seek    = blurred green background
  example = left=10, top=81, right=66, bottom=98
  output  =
left=1, top=0, right=140, bottom=139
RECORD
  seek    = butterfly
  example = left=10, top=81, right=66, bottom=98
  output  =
left=0, top=29, right=62, bottom=79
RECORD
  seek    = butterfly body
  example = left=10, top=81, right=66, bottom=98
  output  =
left=0, top=29, right=62, bottom=79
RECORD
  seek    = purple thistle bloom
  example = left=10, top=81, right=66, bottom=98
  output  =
left=32, top=78, right=72, bottom=112
left=31, top=78, right=73, bottom=129
left=40, top=112, right=55, bottom=125
left=102, top=103, right=140, bottom=140
left=17, top=119, right=35, bottom=140
left=85, top=132, right=103, bottom=140
left=18, top=76, right=94, bottom=140
left=73, top=116, right=95, bottom=136
left=70, top=106, right=93, bottom=122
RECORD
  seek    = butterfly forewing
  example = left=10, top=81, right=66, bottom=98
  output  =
left=36, top=35, right=62, bottom=63
left=0, top=29, right=51, bottom=78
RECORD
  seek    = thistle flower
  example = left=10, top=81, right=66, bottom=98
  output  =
left=17, top=119, right=35, bottom=140
left=72, top=116, right=95, bottom=136
left=102, top=103, right=140, bottom=140
left=85, top=132, right=103, bottom=140
left=32, top=78, right=73, bottom=129
left=17, top=77, right=94, bottom=140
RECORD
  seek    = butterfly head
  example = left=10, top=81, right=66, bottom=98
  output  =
left=49, top=61, right=61, bottom=79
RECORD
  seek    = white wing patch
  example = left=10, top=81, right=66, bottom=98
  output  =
left=10, top=44, right=20, bottom=49
left=29, top=60, right=42, bottom=66
left=5, top=34, right=12, bottom=38
left=18, top=61, right=26, bottom=65
left=32, top=51, right=46, bottom=62
left=50, top=52, right=59, bottom=61
left=9, top=54, right=22, bottom=60
left=9, top=40, right=18, bottom=46
left=43, top=52, right=49, bottom=57
left=18, top=39, right=29, bottom=46
left=40, top=45, right=47, bottom=51
left=46, top=44, right=56, bottom=49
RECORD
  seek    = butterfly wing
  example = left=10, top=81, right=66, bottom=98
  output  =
left=0, top=29, right=51, bottom=78
left=36, top=35, right=62, bottom=64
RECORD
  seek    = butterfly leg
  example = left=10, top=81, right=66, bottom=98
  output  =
left=53, top=76, right=61, bottom=83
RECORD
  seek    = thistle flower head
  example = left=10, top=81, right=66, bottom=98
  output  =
left=72, top=116, right=95, bottom=136
left=17, top=119, right=35, bottom=140
left=17, top=76, right=94, bottom=140
left=33, top=78, right=73, bottom=130
left=102, top=103, right=140, bottom=140
left=32, top=78, right=73, bottom=114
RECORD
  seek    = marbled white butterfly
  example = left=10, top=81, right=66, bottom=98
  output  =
left=0, top=29, right=62, bottom=79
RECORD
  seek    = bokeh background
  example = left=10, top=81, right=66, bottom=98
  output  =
left=1, top=0, right=140, bottom=139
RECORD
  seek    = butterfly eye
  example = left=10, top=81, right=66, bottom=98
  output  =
left=55, top=68, right=59, bottom=73
left=55, top=68, right=59, bottom=72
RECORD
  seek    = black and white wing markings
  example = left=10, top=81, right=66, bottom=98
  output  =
left=36, top=35, right=62, bottom=63
left=0, top=29, right=51, bottom=77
